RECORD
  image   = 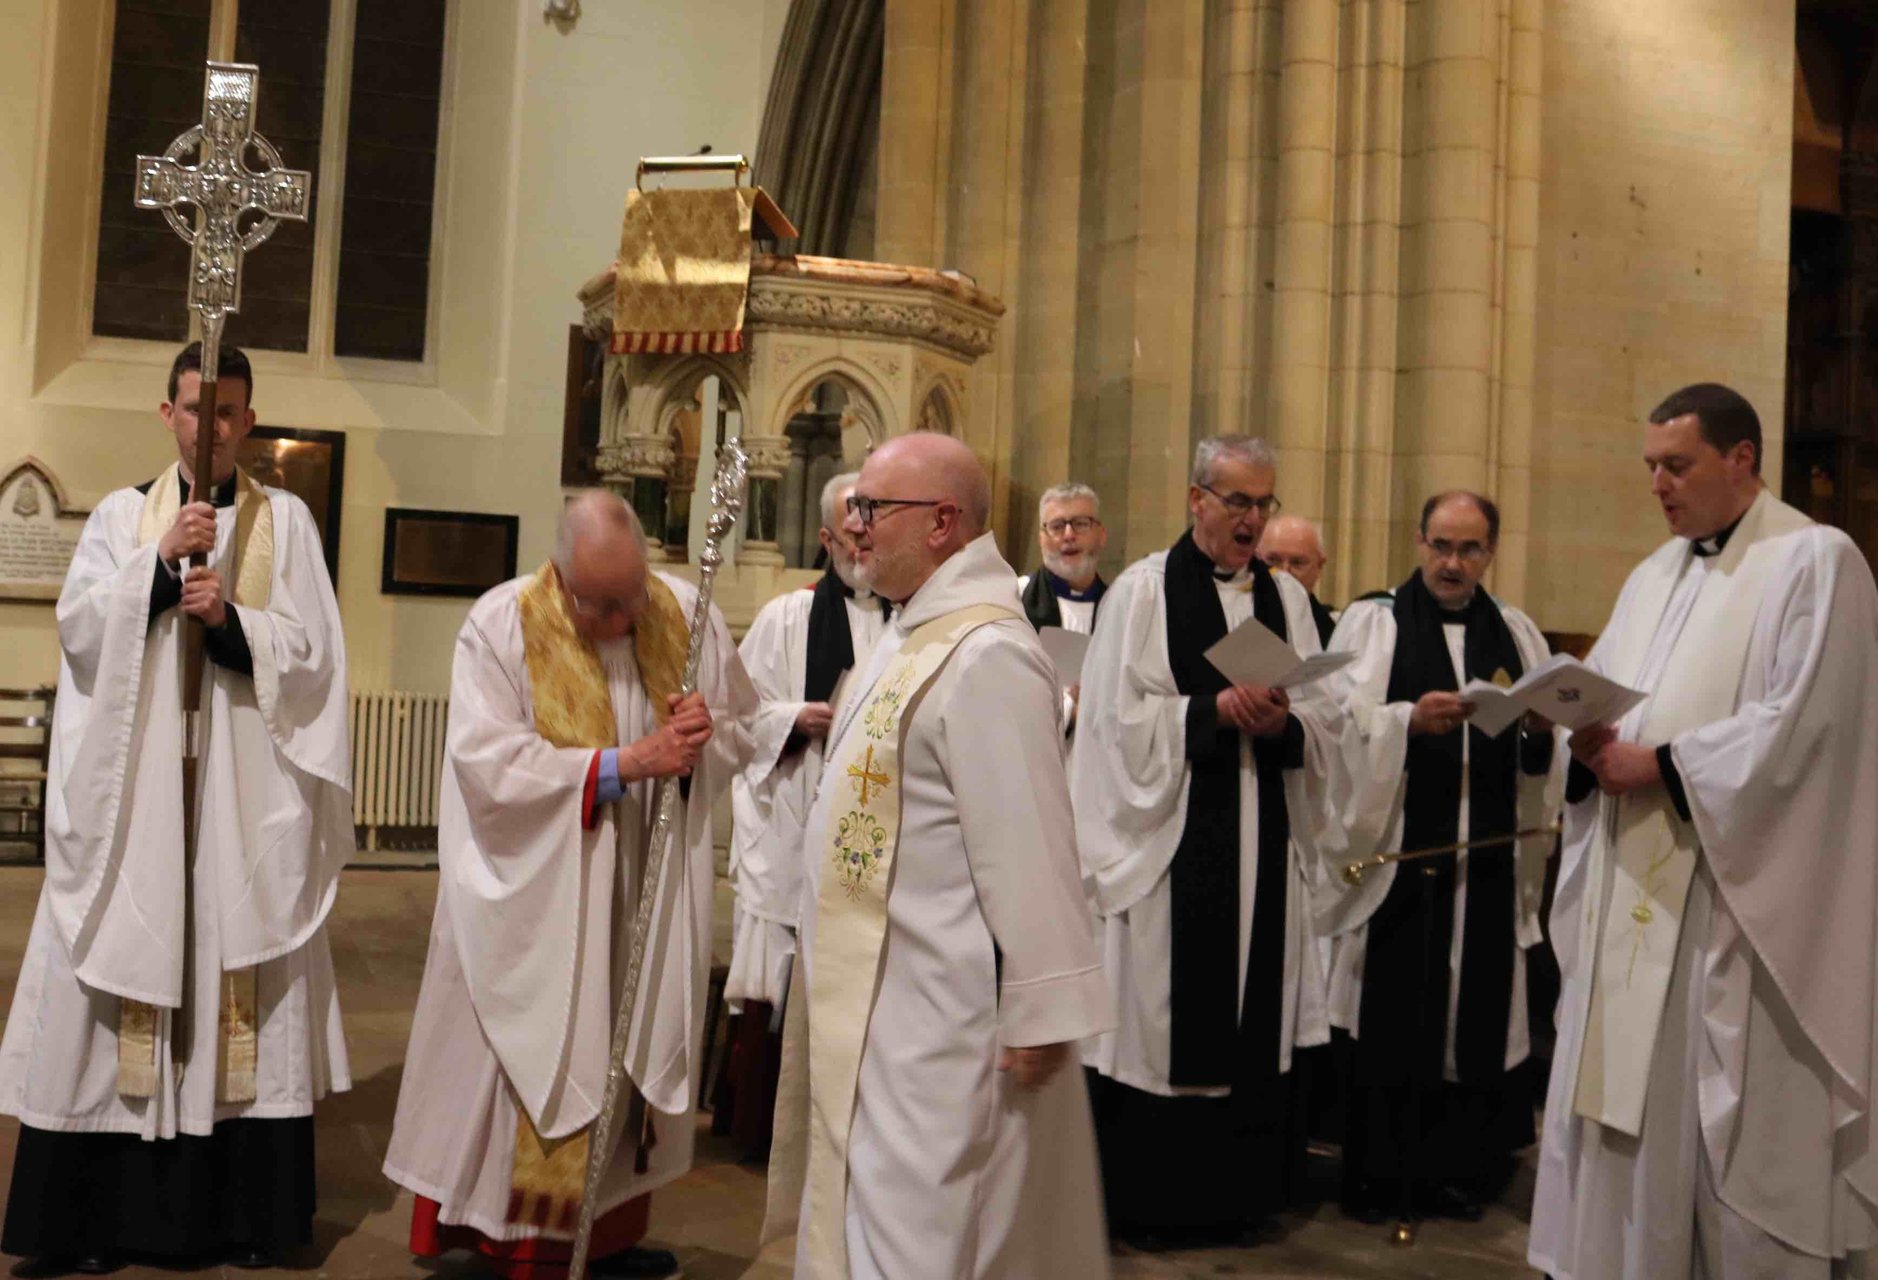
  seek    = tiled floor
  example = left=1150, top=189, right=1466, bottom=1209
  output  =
left=0, top=867, right=1540, bottom=1278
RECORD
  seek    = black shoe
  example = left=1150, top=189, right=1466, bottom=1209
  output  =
left=70, top=1258, right=123, bottom=1278
left=1341, top=1179, right=1392, bottom=1225
left=10, top=1260, right=82, bottom=1279
left=1111, top=1228, right=1176, bottom=1253
left=1419, top=1182, right=1484, bottom=1222
left=227, top=1247, right=274, bottom=1270
left=591, top=1245, right=680, bottom=1278
left=1341, top=1195, right=1390, bottom=1226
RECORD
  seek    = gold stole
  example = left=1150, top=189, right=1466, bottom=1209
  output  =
left=505, top=561, right=688, bottom=1232
left=118, top=463, right=274, bottom=1102
left=1571, top=492, right=1811, bottom=1135
left=788, top=603, right=1016, bottom=1276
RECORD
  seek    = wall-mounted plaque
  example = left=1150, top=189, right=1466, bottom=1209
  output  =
left=238, top=426, right=346, bottom=582
left=381, top=508, right=519, bottom=598
left=0, top=458, right=89, bottom=603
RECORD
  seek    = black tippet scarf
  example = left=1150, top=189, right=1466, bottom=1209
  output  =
left=1020, top=566, right=1107, bottom=632
left=803, top=568, right=859, bottom=705
left=1357, top=571, right=1524, bottom=1086
left=786, top=569, right=885, bottom=757
left=1163, top=531, right=1295, bottom=1089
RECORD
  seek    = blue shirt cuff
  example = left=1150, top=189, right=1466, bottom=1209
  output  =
left=595, top=747, right=625, bottom=807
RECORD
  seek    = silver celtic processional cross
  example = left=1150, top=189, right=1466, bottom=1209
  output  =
left=130, top=62, right=310, bottom=1070
left=135, top=61, right=311, bottom=380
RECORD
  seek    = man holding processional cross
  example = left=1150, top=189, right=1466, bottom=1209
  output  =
left=0, top=64, right=355, bottom=1273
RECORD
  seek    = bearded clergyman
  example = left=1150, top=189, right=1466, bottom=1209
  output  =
left=720, top=471, right=890, bottom=1155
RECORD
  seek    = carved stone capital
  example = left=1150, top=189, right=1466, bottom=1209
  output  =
left=597, top=436, right=676, bottom=478
left=739, top=434, right=796, bottom=475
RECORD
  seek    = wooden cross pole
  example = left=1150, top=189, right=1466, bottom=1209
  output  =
left=132, top=61, right=310, bottom=1057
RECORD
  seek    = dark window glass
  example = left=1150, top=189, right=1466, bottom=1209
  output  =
left=92, top=0, right=213, bottom=344
left=230, top=0, right=331, bottom=352
left=333, top=0, right=447, bottom=362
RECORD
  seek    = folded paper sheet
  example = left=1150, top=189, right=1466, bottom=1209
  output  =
left=1203, top=617, right=1355, bottom=690
left=1461, top=653, right=1646, bottom=736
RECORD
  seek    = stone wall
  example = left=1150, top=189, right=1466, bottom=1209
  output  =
left=869, top=0, right=1795, bottom=633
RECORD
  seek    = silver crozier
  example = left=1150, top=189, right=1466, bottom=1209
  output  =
left=568, top=442, right=748, bottom=1280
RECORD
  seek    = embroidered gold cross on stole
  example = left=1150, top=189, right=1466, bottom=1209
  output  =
left=847, top=744, right=890, bottom=805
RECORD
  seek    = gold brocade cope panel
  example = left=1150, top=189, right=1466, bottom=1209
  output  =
left=611, top=186, right=757, bottom=355
left=507, top=561, right=689, bottom=1230
left=796, top=604, right=1017, bottom=1277
left=118, top=463, right=274, bottom=1103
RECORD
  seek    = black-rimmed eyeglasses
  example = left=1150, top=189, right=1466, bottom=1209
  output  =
left=845, top=495, right=945, bottom=528
left=1198, top=485, right=1281, bottom=519
left=1042, top=517, right=1101, bottom=537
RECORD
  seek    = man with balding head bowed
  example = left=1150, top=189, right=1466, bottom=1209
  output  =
left=385, top=490, right=754, bottom=1280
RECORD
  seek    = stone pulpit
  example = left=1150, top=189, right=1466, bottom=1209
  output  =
left=575, top=250, right=1005, bottom=628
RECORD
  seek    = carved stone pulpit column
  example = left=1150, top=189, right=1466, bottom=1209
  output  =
left=737, top=434, right=793, bottom=566
left=574, top=254, right=1002, bottom=629
left=595, top=434, right=676, bottom=559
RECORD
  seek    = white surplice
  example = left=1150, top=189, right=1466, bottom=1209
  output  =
left=1071, top=556, right=1345, bottom=1094
left=1016, top=574, right=1097, bottom=634
left=726, top=585, right=887, bottom=1009
left=382, top=572, right=755, bottom=1241
left=0, top=482, right=353, bottom=1139
left=1530, top=493, right=1878, bottom=1278
left=789, top=534, right=1113, bottom=1279
left=1321, top=597, right=1564, bottom=1077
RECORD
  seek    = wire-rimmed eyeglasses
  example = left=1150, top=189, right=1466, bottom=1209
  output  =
left=1197, top=485, right=1282, bottom=519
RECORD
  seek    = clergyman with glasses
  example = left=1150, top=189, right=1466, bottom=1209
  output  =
left=762, top=432, right=1111, bottom=1278
left=1019, top=482, right=1110, bottom=730
left=1020, top=482, right=1110, bottom=635
left=1069, top=434, right=1350, bottom=1247
left=1318, top=490, right=1563, bottom=1224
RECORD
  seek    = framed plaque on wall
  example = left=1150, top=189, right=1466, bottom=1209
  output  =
left=381, top=508, right=519, bottom=598
left=238, top=426, right=346, bottom=581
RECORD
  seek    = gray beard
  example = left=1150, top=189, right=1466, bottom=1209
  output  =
left=1043, top=549, right=1096, bottom=586
left=831, top=554, right=867, bottom=595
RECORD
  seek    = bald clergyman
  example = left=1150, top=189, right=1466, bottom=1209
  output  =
left=384, top=491, right=755, bottom=1280
left=1257, top=514, right=1336, bottom=647
left=1530, top=384, right=1878, bottom=1278
left=762, top=433, right=1112, bottom=1278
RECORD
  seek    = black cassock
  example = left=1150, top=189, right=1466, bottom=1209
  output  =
left=1089, top=532, right=1311, bottom=1238
left=1342, top=573, right=1554, bottom=1205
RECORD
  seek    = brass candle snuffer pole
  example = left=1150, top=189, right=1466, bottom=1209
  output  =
left=1341, top=824, right=1562, bottom=886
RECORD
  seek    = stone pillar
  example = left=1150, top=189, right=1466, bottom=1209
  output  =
left=597, top=435, right=677, bottom=563
left=804, top=412, right=846, bottom=547
left=737, top=434, right=792, bottom=567
left=664, top=451, right=697, bottom=562
left=782, top=409, right=845, bottom=566
left=778, top=413, right=815, bottom=566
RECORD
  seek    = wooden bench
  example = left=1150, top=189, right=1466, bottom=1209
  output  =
left=0, top=685, right=55, bottom=861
